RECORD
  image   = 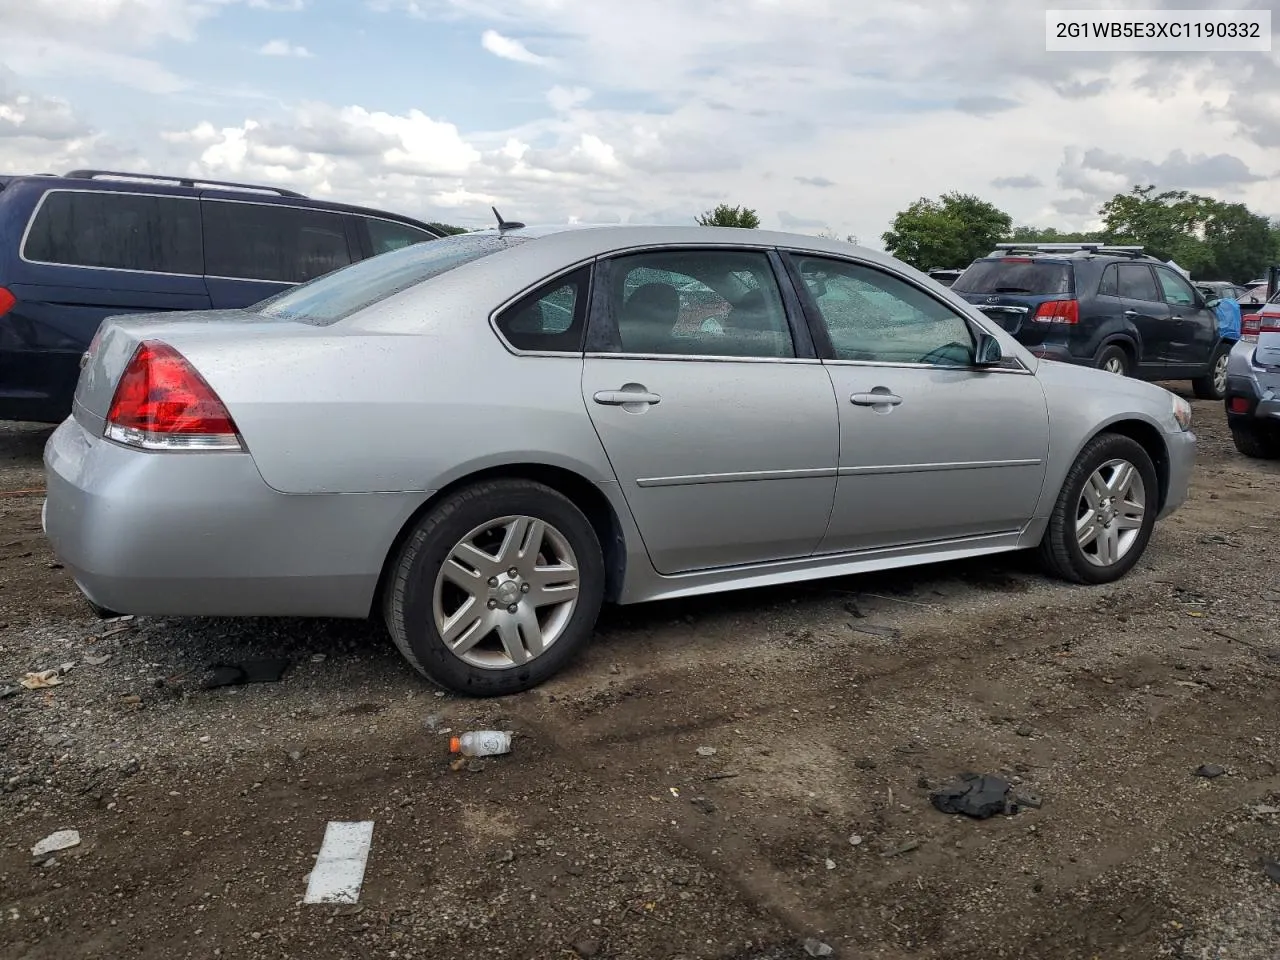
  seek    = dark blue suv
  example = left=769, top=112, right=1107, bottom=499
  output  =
left=950, top=243, right=1235, bottom=400
left=0, top=169, right=446, bottom=423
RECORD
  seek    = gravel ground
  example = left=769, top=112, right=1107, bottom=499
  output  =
left=1, top=386, right=1279, bottom=960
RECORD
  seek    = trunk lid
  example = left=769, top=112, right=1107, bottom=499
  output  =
left=951, top=257, right=1075, bottom=344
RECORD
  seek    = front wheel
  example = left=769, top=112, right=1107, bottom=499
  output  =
left=1192, top=344, right=1230, bottom=400
left=1037, top=433, right=1159, bottom=585
left=383, top=479, right=605, bottom=696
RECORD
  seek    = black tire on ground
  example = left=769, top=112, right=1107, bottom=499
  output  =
left=1037, top=432, right=1159, bottom=585
left=1096, top=345, right=1130, bottom=377
left=1231, top=424, right=1280, bottom=460
left=1192, top=344, right=1230, bottom=400
left=382, top=478, right=605, bottom=696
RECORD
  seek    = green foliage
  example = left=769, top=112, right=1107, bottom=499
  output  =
left=881, top=192, right=1012, bottom=270
left=1006, top=225, right=1106, bottom=245
left=695, top=204, right=761, bottom=228
left=428, top=222, right=470, bottom=235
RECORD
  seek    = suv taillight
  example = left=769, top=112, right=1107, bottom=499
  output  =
left=1033, top=299, right=1079, bottom=325
left=1242, top=313, right=1261, bottom=342
left=105, top=340, right=242, bottom=451
left=0, top=286, right=15, bottom=318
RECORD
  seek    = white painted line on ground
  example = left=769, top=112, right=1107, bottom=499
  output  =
left=303, top=821, right=375, bottom=905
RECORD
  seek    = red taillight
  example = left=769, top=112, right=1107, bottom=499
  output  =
left=1242, top=313, right=1260, bottom=342
left=105, top=340, right=241, bottom=451
left=1229, top=397, right=1251, bottom=414
left=1261, top=312, right=1280, bottom=334
left=0, top=286, right=15, bottom=318
left=1033, top=299, right=1079, bottom=324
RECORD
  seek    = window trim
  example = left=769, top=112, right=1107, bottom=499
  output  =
left=200, top=196, right=356, bottom=286
left=488, top=262, right=594, bottom=356
left=582, top=244, right=816, bottom=363
left=779, top=249, right=1031, bottom=374
left=19, top=188, right=206, bottom=278
left=1152, top=264, right=1201, bottom=308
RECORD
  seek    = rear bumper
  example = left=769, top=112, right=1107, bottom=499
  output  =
left=1158, top=428, right=1196, bottom=520
left=42, top=416, right=425, bottom=618
left=1223, top=372, right=1280, bottom=428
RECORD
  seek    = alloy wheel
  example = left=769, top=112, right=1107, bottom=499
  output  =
left=1213, top=352, right=1229, bottom=397
left=1075, top=458, right=1146, bottom=567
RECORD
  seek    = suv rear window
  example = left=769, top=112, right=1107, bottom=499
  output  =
left=253, top=232, right=520, bottom=326
left=951, top=259, right=1072, bottom=296
left=23, top=190, right=203, bottom=274
left=203, top=201, right=352, bottom=284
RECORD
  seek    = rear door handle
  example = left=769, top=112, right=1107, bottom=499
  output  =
left=593, top=389, right=661, bottom=406
left=851, top=392, right=903, bottom=407
left=1123, top=310, right=1139, bottom=319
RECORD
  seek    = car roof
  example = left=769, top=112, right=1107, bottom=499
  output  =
left=1, top=169, right=444, bottom=235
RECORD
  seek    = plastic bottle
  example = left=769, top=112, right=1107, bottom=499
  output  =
left=449, top=730, right=513, bottom=758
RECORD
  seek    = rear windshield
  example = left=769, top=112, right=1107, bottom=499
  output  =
left=253, top=232, right=521, bottom=325
left=951, top=259, right=1072, bottom=296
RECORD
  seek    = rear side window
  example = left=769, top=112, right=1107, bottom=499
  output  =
left=203, top=201, right=352, bottom=284
left=494, top=267, right=590, bottom=352
left=363, top=217, right=439, bottom=255
left=254, top=232, right=518, bottom=326
left=23, top=190, right=202, bottom=274
left=1117, top=264, right=1160, bottom=302
left=1098, top=264, right=1119, bottom=297
left=950, top=259, right=1072, bottom=296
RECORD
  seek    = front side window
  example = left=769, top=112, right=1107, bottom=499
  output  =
left=1154, top=266, right=1198, bottom=307
left=365, top=217, right=439, bottom=255
left=601, top=249, right=795, bottom=358
left=789, top=254, right=975, bottom=366
left=254, top=232, right=518, bottom=326
left=23, top=190, right=203, bottom=274
left=494, top=267, right=589, bottom=352
left=1116, top=264, right=1160, bottom=302
left=203, top=201, right=352, bottom=284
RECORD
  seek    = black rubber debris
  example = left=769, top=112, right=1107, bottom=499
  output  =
left=200, top=658, right=291, bottom=690
left=930, top=773, right=1012, bottom=819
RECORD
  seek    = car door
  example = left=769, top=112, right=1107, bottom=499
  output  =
left=200, top=198, right=357, bottom=308
left=580, top=246, right=839, bottom=575
left=1113, top=263, right=1173, bottom=372
left=778, top=251, right=1050, bottom=554
left=1153, top=264, right=1218, bottom=371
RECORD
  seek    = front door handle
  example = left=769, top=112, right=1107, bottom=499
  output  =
left=851, top=391, right=903, bottom=407
left=593, top=389, right=661, bottom=406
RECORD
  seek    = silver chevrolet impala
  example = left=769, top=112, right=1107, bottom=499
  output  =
left=43, top=225, right=1196, bottom=695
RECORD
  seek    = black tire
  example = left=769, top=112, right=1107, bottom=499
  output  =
left=1192, top=344, right=1230, bottom=400
left=1037, top=432, right=1159, bottom=585
left=1096, top=345, right=1130, bottom=378
left=383, top=479, right=605, bottom=696
left=1231, top=424, right=1280, bottom=460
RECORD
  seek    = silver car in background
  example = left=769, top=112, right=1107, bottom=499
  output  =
left=43, top=225, right=1196, bottom=695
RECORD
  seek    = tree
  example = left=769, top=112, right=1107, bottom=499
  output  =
left=1006, top=225, right=1106, bottom=245
left=881, top=192, right=1012, bottom=270
left=428, top=222, right=470, bottom=235
left=695, top=204, right=760, bottom=228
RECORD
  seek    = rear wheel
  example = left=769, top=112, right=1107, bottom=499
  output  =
left=1097, top=345, right=1130, bottom=378
left=1231, top=424, right=1280, bottom=460
left=1192, top=344, right=1230, bottom=400
left=1037, top=433, right=1158, bottom=585
left=383, top=479, right=605, bottom=696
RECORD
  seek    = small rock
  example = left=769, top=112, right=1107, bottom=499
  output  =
left=31, top=830, right=80, bottom=859
left=566, top=864, right=583, bottom=876
left=1015, top=724, right=1034, bottom=737
left=690, top=796, right=717, bottom=815
left=84, top=655, right=110, bottom=667
left=119, top=758, right=140, bottom=777
left=1014, top=790, right=1043, bottom=809
left=803, top=938, right=834, bottom=957
left=849, top=834, right=863, bottom=847
left=497, top=850, right=515, bottom=864
left=917, top=775, right=932, bottom=790
left=310, top=653, right=327, bottom=663
left=199, top=735, right=211, bottom=744
left=824, top=859, right=836, bottom=870
left=466, top=759, right=486, bottom=774
left=854, top=757, right=876, bottom=770
left=572, top=939, right=600, bottom=958
left=1195, top=764, right=1226, bottom=779
left=695, top=746, right=717, bottom=758
left=0, top=685, right=19, bottom=700
left=286, top=748, right=305, bottom=762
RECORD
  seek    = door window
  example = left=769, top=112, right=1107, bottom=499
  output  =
left=1116, top=264, right=1161, bottom=302
left=364, top=217, right=439, bottom=255
left=601, top=250, right=795, bottom=358
left=1098, top=264, right=1119, bottom=297
left=23, top=190, right=203, bottom=275
left=789, top=255, right=974, bottom=366
left=494, top=267, right=590, bottom=352
left=1154, top=267, right=1198, bottom=307
left=203, top=201, right=353, bottom=283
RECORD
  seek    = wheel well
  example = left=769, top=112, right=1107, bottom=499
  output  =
left=1099, top=419, right=1170, bottom=512
left=1099, top=337, right=1136, bottom=365
left=368, top=464, right=627, bottom=619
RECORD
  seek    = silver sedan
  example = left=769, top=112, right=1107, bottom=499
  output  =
left=43, top=225, right=1197, bottom=695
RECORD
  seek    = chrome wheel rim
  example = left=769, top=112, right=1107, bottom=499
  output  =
left=1213, top=352, right=1228, bottom=396
left=1103, top=355, right=1125, bottom=376
left=433, top=515, right=580, bottom=669
left=1076, top=459, right=1146, bottom=567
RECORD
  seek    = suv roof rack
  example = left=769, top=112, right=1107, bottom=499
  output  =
left=989, top=242, right=1150, bottom=260
left=63, top=169, right=308, bottom=199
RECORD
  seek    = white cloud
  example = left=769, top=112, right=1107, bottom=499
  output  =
left=258, top=38, right=314, bottom=57
left=480, top=29, right=550, bottom=66
left=546, top=85, right=591, bottom=112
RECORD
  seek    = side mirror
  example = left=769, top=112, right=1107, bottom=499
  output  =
left=1204, top=297, right=1221, bottom=309
left=974, top=332, right=1003, bottom=366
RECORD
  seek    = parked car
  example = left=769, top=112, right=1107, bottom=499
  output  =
left=1224, top=284, right=1280, bottom=458
left=950, top=243, right=1236, bottom=400
left=43, top=225, right=1195, bottom=696
left=927, top=268, right=964, bottom=287
left=0, top=169, right=446, bottom=423
left=1195, top=280, right=1265, bottom=308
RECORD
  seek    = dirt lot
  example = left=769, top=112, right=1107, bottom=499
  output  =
left=1, top=389, right=1279, bottom=960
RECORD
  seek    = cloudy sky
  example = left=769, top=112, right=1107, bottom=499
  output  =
left=1, top=0, right=1277, bottom=246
